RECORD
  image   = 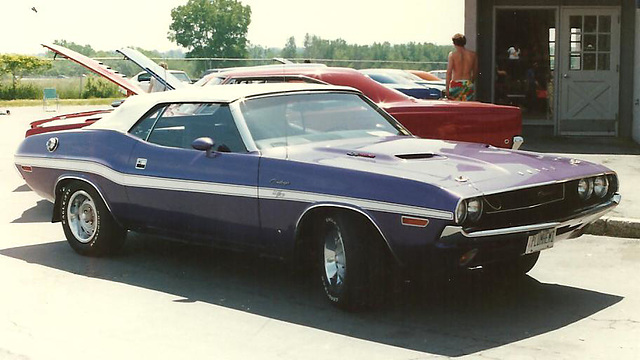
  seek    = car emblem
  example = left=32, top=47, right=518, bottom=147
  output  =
left=537, top=189, right=554, bottom=198
left=135, top=158, right=147, bottom=170
left=46, top=137, right=59, bottom=152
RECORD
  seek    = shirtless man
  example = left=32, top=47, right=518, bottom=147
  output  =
left=445, top=33, right=478, bottom=101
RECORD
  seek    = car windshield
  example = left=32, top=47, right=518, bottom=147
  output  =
left=366, top=72, right=415, bottom=85
left=238, top=92, right=408, bottom=149
left=171, top=72, right=191, bottom=83
left=195, top=75, right=225, bottom=86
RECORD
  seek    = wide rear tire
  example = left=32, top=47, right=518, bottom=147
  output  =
left=60, top=182, right=126, bottom=256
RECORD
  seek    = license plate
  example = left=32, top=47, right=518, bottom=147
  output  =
left=525, top=228, right=556, bottom=254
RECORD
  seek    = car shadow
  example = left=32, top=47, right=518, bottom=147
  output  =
left=13, top=184, right=32, bottom=192
left=11, top=200, right=53, bottom=223
left=0, top=234, right=622, bottom=357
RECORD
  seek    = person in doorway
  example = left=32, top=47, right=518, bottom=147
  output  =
left=526, top=61, right=539, bottom=111
left=507, top=45, right=520, bottom=60
left=446, top=33, right=478, bottom=101
left=148, top=62, right=169, bottom=93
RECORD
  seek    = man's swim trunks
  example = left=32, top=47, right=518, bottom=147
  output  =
left=449, top=80, right=475, bottom=101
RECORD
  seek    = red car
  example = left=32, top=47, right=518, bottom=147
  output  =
left=198, top=66, right=523, bottom=149
left=29, top=45, right=522, bottom=149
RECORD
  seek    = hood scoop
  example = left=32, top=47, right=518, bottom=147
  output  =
left=395, top=152, right=443, bottom=160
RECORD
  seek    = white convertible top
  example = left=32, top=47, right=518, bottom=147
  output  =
left=88, top=83, right=359, bottom=133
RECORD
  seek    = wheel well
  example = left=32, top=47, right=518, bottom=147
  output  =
left=293, top=206, right=395, bottom=269
left=52, top=178, right=75, bottom=222
left=52, top=178, right=109, bottom=223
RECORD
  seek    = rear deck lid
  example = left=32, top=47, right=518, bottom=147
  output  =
left=42, top=43, right=143, bottom=96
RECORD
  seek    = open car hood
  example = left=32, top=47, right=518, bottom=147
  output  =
left=42, top=43, right=143, bottom=96
left=116, top=48, right=188, bottom=91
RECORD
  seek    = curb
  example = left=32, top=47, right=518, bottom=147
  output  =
left=584, top=216, right=640, bottom=239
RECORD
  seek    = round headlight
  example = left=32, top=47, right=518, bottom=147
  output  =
left=593, top=176, right=609, bottom=198
left=455, top=200, right=467, bottom=224
left=466, top=197, right=483, bottom=222
left=577, top=178, right=593, bottom=200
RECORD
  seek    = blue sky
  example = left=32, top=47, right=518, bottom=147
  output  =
left=3, top=0, right=464, bottom=54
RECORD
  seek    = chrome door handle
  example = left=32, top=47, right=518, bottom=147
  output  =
left=563, top=74, right=570, bottom=79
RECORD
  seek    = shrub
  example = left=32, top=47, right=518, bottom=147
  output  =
left=82, top=77, right=120, bottom=98
left=0, top=82, right=39, bottom=100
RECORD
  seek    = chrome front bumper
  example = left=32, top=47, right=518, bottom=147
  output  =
left=440, top=193, right=621, bottom=242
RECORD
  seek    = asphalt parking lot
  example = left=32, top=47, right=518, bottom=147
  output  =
left=1, top=106, right=639, bottom=359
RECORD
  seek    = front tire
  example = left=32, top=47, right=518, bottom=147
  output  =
left=318, top=212, right=388, bottom=310
left=60, top=182, right=126, bottom=256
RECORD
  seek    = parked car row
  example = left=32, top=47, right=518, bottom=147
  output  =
left=30, top=44, right=522, bottom=150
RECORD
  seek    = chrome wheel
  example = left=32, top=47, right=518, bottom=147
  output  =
left=67, top=190, right=97, bottom=243
left=323, top=218, right=347, bottom=291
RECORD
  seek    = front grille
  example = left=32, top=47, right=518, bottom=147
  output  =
left=466, top=174, right=618, bottom=232
left=483, top=183, right=565, bottom=214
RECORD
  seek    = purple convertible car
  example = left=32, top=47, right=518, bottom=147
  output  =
left=14, top=84, right=619, bottom=309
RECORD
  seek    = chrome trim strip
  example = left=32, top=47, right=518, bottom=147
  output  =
left=54, top=175, right=114, bottom=213
left=229, top=102, right=260, bottom=153
left=447, top=222, right=562, bottom=238
left=440, top=193, right=620, bottom=240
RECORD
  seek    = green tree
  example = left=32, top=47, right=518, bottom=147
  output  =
left=53, top=39, right=96, bottom=56
left=168, top=0, right=251, bottom=71
left=281, top=36, right=298, bottom=59
left=0, top=54, right=51, bottom=91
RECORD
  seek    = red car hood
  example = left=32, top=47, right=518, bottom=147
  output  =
left=43, top=43, right=143, bottom=96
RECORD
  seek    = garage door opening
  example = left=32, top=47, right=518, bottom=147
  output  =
left=494, top=9, right=556, bottom=124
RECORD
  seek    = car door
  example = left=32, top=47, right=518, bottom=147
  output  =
left=124, top=102, right=261, bottom=248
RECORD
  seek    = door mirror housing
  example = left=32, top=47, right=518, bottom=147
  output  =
left=191, top=137, right=215, bottom=156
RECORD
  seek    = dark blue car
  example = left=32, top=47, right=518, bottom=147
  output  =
left=360, top=69, right=443, bottom=99
left=15, top=84, right=619, bottom=309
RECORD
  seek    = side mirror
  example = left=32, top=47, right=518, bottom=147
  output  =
left=191, top=137, right=215, bottom=157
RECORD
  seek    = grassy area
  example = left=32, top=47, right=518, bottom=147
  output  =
left=0, top=98, right=121, bottom=107
left=21, top=78, right=85, bottom=99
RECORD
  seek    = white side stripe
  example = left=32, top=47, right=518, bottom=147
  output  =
left=259, top=188, right=452, bottom=220
left=15, top=155, right=453, bottom=220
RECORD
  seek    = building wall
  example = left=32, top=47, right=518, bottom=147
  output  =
left=634, top=7, right=640, bottom=144
left=472, top=0, right=636, bottom=139
left=465, top=0, right=478, bottom=51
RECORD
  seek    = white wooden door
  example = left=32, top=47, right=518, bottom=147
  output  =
left=558, top=8, right=620, bottom=135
